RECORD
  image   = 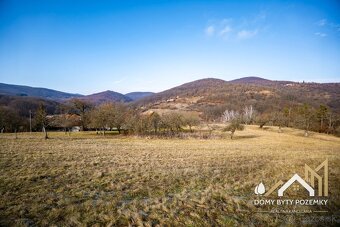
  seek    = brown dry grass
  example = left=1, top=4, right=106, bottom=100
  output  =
left=0, top=126, right=339, bottom=226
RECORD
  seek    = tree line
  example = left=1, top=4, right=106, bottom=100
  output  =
left=0, top=99, right=339, bottom=138
left=218, top=104, right=339, bottom=137
left=0, top=99, right=201, bottom=137
left=88, top=102, right=201, bottom=136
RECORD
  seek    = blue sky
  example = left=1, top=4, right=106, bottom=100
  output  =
left=0, top=0, right=340, bottom=94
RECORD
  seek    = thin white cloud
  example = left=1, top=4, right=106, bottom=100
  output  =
left=314, top=19, right=339, bottom=37
left=317, top=19, right=327, bottom=26
left=204, top=13, right=264, bottom=41
left=237, top=29, right=258, bottom=39
left=219, top=25, right=232, bottom=36
left=314, top=32, right=327, bottom=37
left=205, top=25, right=215, bottom=36
left=330, top=23, right=340, bottom=32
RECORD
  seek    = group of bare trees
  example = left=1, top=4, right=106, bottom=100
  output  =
left=220, top=104, right=340, bottom=138
left=88, top=103, right=201, bottom=136
left=0, top=106, right=22, bottom=134
left=23, top=99, right=201, bottom=137
left=89, top=103, right=129, bottom=135
left=0, top=103, right=50, bottom=138
left=221, top=105, right=255, bottom=139
left=256, top=104, right=339, bottom=136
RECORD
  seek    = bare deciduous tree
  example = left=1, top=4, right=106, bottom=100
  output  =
left=112, top=103, right=128, bottom=134
left=298, top=104, right=315, bottom=137
left=161, top=112, right=184, bottom=134
left=221, top=109, right=244, bottom=139
left=243, top=105, right=255, bottom=124
left=272, top=111, right=285, bottom=133
left=72, top=99, right=92, bottom=131
left=149, top=112, right=161, bottom=133
left=316, top=105, right=328, bottom=132
left=89, top=103, right=115, bottom=136
left=182, top=112, right=200, bottom=132
left=223, top=118, right=244, bottom=139
left=283, top=107, right=292, bottom=127
left=221, top=109, right=239, bottom=123
left=34, top=104, right=49, bottom=139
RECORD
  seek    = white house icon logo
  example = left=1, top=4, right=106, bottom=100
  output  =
left=255, top=159, right=328, bottom=197
left=277, top=174, right=314, bottom=196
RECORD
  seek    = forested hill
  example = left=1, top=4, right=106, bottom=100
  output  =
left=134, top=77, right=340, bottom=114
left=0, top=83, right=83, bottom=100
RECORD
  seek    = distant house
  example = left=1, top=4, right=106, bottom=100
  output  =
left=46, top=114, right=81, bottom=131
left=71, top=126, right=81, bottom=132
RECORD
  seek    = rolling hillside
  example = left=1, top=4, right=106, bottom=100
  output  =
left=135, top=77, right=340, bottom=114
left=0, top=83, right=144, bottom=105
left=1, top=77, right=339, bottom=114
left=0, top=83, right=83, bottom=100
left=80, top=90, right=132, bottom=104
left=0, top=94, right=60, bottom=116
left=229, top=76, right=281, bottom=84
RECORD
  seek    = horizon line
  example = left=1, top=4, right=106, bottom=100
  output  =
left=1, top=76, right=340, bottom=96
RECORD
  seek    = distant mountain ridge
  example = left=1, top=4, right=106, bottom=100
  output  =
left=135, top=77, right=340, bottom=113
left=125, top=92, right=155, bottom=101
left=229, top=76, right=294, bottom=85
left=1, top=77, right=339, bottom=113
left=80, top=90, right=132, bottom=104
left=0, top=83, right=153, bottom=104
left=229, top=76, right=274, bottom=84
left=0, top=83, right=83, bottom=100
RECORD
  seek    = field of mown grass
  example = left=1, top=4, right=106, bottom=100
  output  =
left=0, top=126, right=339, bottom=226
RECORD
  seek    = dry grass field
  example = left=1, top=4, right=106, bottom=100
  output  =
left=0, top=126, right=339, bottom=226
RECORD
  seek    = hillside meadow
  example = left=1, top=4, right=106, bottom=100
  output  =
left=0, top=126, right=339, bottom=226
